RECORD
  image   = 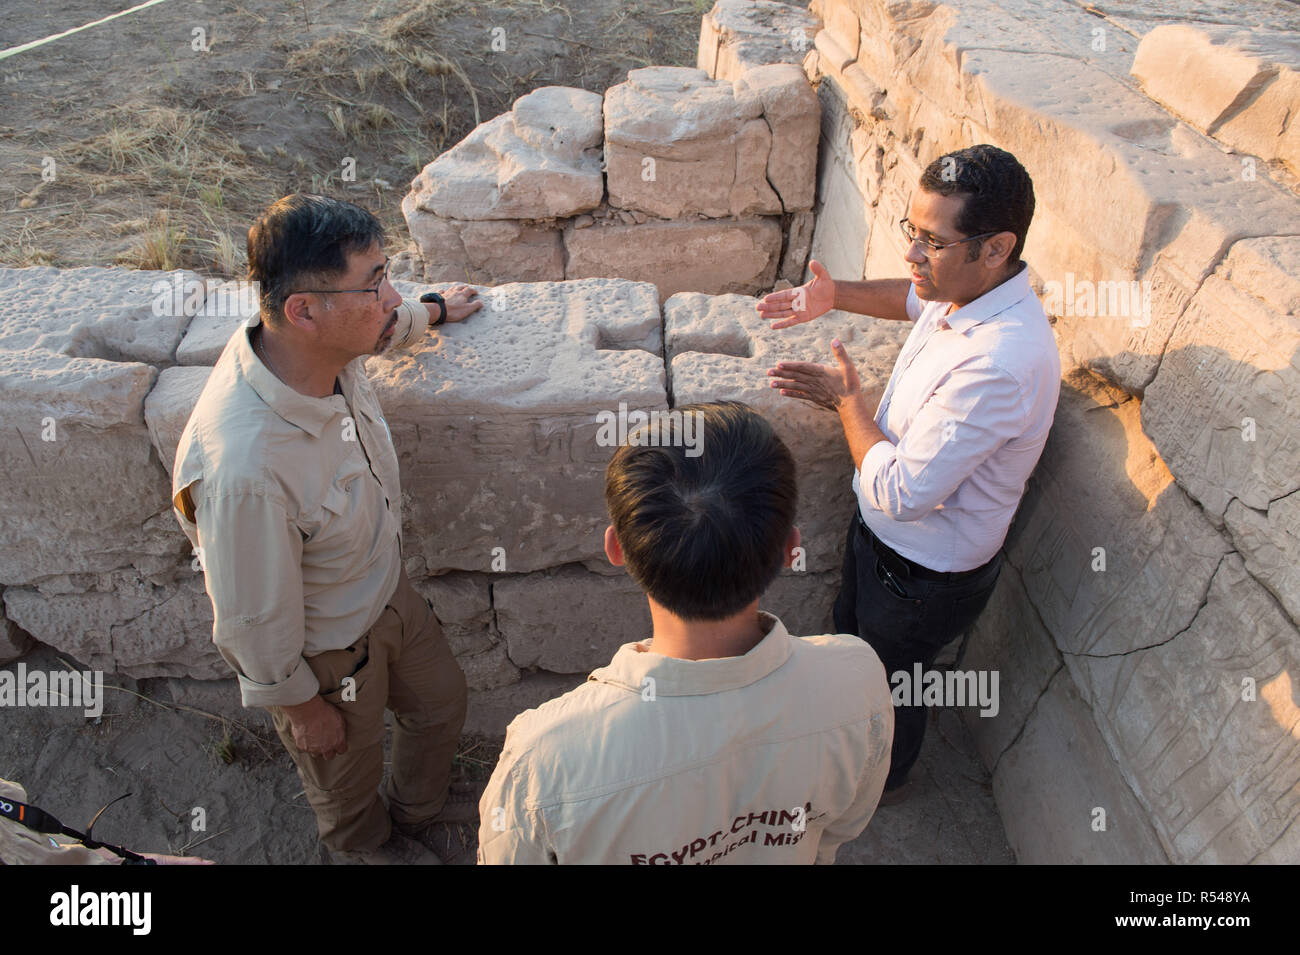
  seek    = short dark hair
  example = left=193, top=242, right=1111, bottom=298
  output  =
left=604, top=401, right=797, bottom=621
left=246, top=194, right=385, bottom=323
left=918, top=145, right=1034, bottom=264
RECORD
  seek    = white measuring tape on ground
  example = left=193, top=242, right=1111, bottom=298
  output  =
left=0, top=0, right=177, bottom=62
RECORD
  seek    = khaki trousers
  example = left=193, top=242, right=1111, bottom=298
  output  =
left=269, top=568, right=467, bottom=852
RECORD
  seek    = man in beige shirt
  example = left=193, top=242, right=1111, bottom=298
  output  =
left=477, top=402, right=894, bottom=864
left=172, top=194, right=482, bottom=863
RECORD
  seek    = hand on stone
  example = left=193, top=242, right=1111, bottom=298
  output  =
left=767, top=339, right=861, bottom=412
left=441, top=285, right=483, bottom=324
left=756, top=259, right=835, bottom=329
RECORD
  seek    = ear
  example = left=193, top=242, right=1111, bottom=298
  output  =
left=604, top=525, right=625, bottom=567
left=782, top=525, right=802, bottom=568
left=281, top=292, right=319, bottom=333
left=982, top=231, right=1016, bottom=271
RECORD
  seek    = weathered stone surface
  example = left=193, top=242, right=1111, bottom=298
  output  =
left=807, top=79, right=870, bottom=282
left=605, top=67, right=781, bottom=219
left=698, top=0, right=821, bottom=83
left=1133, top=24, right=1300, bottom=177
left=457, top=643, right=521, bottom=692
left=1074, top=555, right=1300, bottom=864
left=410, top=572, right=495, bottom=657
left=145, top=366, right=213, bottom=477
left=960, top=561, right=1064, bottom=772
left=1141, top=272, right=1300, bottom=518
left=175, top=281, right=256, bottom=366
left=991, top=669, right=1170, bottom=864
left=779, top=210, right=816, bottom=285
left=401, top=203, right=566, bottom=285
left=367, top=278, right=666, bottom=575
left=735, top=64, right=821, bottom=212
left=665, top=291, right=908, bottom=573
left=1007, top=368, right=1232, bottom=661
left=0, top=350, right=174, bottom=584
left=0, top=266, right=202, bottom=366
left=406, top=87, right=603, bottom=221
left=564, top=217, right=782, bottom=299
left=495, top=565, right=649, bottom=673
left=2, top=566, right=224, bottom=679
left=1224, top=491, right=1300, bottom=627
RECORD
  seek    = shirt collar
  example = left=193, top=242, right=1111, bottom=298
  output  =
left=942, top=261, right=1033, bottom=334
left=588, top=611, right=795, bottom=697
left=238, top=315, right=349, bottom=438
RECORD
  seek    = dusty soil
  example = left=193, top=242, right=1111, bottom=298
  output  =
left=0, top=0, right=712, bottom=273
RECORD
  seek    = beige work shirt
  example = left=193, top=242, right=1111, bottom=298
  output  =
left=477, top=613, right=894, bottom=865
left=171, top=299, right=429, bottom=707
left=0, top=779, right=114, bottom=865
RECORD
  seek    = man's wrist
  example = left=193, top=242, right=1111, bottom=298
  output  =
left=420, top=291, right=447, bottom=326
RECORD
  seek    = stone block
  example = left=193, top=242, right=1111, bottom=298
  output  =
left=1006, top=368, right=1232, bottom=660
left=405, top=87, right=603, bottom=221
left=604, top=66, right=781, bottom=218
left=402, top=200, right=566, bottom=285
left=2, top=565, right=224, bottom=679
left=494, top=565, right=650, bottom=673
left=665, top=290, right=908, bottom=573
left=991, top=669, right=1170, bottom=864
left=1142, top=272, right=1300, bottom=517
left=0, top=266, right=203, bottom=367
left=564, top=217, right=782, bottom=299
left=1074, top=555, right=1300, bottom=864
left=365, top=278, right=666, bottom=575
left=145, top=366, right=213, bottom=478
left=0, top=349, right=175, bottom=584
left=735, top=64, right=821, bottom=212
left=959, top=561, right=1063, bottom=772
left=698, top=0, right=822, bottom=83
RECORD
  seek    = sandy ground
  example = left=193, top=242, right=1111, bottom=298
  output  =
left=0, top=0, right=1013, bottom=864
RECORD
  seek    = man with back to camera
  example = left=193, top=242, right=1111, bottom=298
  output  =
left=170, top=194, right=484, bottom=864
left=761, top=145, right=1060, bottom=804
left=477, top=401, right=894, bottom=864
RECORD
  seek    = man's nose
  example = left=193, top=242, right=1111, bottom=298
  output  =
left=380, top=277, right=401, bottom=310
left=903, top=241, right=927, bottom=265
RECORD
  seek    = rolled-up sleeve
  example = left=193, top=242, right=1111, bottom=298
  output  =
left=195, top=491, right=316, bottom=708
left=389, top=297, right=430, bottom=351
left=857, top=360, right=1026, bottom=522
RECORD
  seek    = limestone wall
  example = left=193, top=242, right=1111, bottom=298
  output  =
left=0, top=266, right=906, bottom=731
left=778, top=0, right=1300, bottom=863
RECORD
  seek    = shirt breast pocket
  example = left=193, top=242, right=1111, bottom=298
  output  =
left=305, top=462, right=373, bottom=568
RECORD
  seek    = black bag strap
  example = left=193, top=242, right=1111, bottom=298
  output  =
left=0, top=791, right=156, bottom=865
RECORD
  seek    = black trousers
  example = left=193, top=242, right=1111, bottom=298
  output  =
left=833, top=512, right=1002, bottom=790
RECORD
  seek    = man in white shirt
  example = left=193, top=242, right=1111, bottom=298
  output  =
left=477, top=401, right=894, bottom=864
left=761, top=145, right=1060, bottom=801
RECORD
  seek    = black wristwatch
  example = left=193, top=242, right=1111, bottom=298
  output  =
left=419, top=291, right=447, bottom=326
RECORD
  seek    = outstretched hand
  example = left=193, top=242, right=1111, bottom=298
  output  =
left=767, top=339, right=862, bottom=412
left=756, top=259, right=836, bottom=329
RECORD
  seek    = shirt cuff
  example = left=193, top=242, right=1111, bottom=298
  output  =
left=390, top=298, right=429, bottom=350
left=858, top=439, right=895, bottom=479
left=236, top=655, right=320, bottom=709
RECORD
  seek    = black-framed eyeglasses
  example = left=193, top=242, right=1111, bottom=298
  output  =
left=899, top=218, right=999, bottom=254
left=292, top=257, right=392, bottom=301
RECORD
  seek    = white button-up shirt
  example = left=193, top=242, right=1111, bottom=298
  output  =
left=853, top=264, right=1060, bottom=572
left=477, top=613, right=894, bottom=865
